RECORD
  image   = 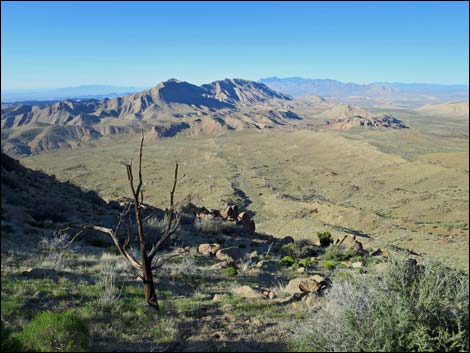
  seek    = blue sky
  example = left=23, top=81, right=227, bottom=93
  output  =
left=1, top=1, right=469, bottom=89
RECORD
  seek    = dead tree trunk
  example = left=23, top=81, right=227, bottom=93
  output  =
left=72, top=129, right=180, bottom=311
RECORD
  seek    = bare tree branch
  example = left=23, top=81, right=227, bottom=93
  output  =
left=148, top=163, right=180, bottom=260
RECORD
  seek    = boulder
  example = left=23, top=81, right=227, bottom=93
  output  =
left=371, top=248, right=390, bottom=258
left=277, top=236, right=295, bottom=247
left=198, top=243, right=221, bottom=255
left=335, top=234, right=368, bottom=255
left=197, top=212, right=215, bottom=221
left=220, top=204, right=239, bottom=221
left=302, top=293, right=317, bottom=307
left=232, top=285, right=265, bottom=299
left=299, top=279, right=322, bottom=293
left=209, top=261, right=234, bottom=269
left=286, top=275, right=328, bottom=294
left=249, top=250, right=259, bottom=260
left=239, top=218, right=256, bottom=234
left=215, top=247, right=242, bottom=262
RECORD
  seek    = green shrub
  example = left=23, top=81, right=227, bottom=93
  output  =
left=279, top=256, right=296, bottom=267
left=280, top=242, right=318, bottom=258
left=290, top=256, right=469, bottom=352
left=319, top=260, right=338, bottom=269
left=317, top=231, right=333, bottom=247
left=1, top=320, right=23, bottom=352
left=224, top=266, right=238, bottom=276
left=322, top=245, right=359, bottom=262
left=19, top=311, right=89, bottom=352
left=298, top=258, right=312, bottom=268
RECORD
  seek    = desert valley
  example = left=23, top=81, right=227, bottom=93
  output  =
left=1, top=1, right=469, bottom=352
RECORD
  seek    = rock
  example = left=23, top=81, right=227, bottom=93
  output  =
left=256, top=260, right=266, bottom=268
left=212, top=294, right=225, bottom=303
left=299, top=279, right=322, bottom=293
left=211, top=331, right=226, bottom=341
left=302, top=293, right=317, bottom=307
left=285, top=278, right=307, bottom=294
left=216, top=247, right=242, bottom=262
left=198, top=243, right=221, bottom=255
left=220, top=204, right=239, bottom=221
left=297, top=267, right=306, bottom=273
left=232, top=285, right=265, bottom=299
left=209, top=261, right=234, bottom=269
left=239, top=218, right=256, bottom=234
left=310, top=274, right=328, bottom=287
left=335, top=234, right=368, bottom=255
left=351, top=261, right=363, bottom=268
left=197, top=212, right=215, bottom=221
left=249, top=250, right=259, bottom=260
left=371, top=248, right=390, bottom=258
left=286, top=276, right=328, bottom=294
left=268, top=291, right=276, bottom=299
left=277, top=236, right=295, bottom=248
left=237, top=211, right=249, bottom=221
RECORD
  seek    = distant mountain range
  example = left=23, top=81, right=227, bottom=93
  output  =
left=1, top=78, right=302, bottom=155
left=1, top=85, right=150, bottom=102
left=259, top=77, right=469, bottom=102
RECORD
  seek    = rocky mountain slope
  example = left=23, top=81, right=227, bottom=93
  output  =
left=1, top=79, right=301, bottom=156
left=260, top=77, right=469, bottom=102
left=318, top=104, right=408, bottom=129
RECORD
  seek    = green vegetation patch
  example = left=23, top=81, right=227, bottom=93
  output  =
left=19, top=311, right=89, bottom=352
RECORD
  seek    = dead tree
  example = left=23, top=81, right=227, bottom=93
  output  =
left=73, top=131, right=180, bottom=311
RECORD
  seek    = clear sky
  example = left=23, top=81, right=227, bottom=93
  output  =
left=1, top=1, right=469, bottom=89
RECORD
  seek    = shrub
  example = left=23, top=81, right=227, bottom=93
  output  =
left=1, top=320, right=23, bottom=352
left=19, top=311, right=89, bottom=352
left=289, top=256, right=469, bottom=352
left=317, top=231, right=333, bottom=247
left=279, top=256, right=296, bottom=267
left=298, top=258, right=312, bottom=268
left=322, top=245, right=359, bottom=262
left=281, top=242, right=318, bottom=258
left=224, top=266, right=238, bottom=276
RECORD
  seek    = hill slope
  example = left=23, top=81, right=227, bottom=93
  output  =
left=1, top=79, right=301, bottom=156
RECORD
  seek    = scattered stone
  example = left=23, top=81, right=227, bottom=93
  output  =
left=335, top=234, right=368, bottom=255
left=371, top=248, right=390, bottom=258
left=212, top=294, right=225, bottom=303
left=297, top=267, right=306, bottom=273
left=256, top=260, right=266, bottom=268
left=285, top=278, right=307, bottom=294
left=198, top=243, right=221, bottom=255
left=220, top=204, right=239, bottom=221
left=216, top=247, right=242, bottom=262
left=249, top=250, right=259, bottom=260
left=299, top=279, right=322, bottom=293
left=209, top=261, right=234, bottom=270
left=286, top=275, right=328, bottom=294
left=232, top=285, right=265, bottom=299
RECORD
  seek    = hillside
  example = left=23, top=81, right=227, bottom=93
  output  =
left=416, top=102, right=469, bottom=118
left=1, top=79, right=302, bottom=156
